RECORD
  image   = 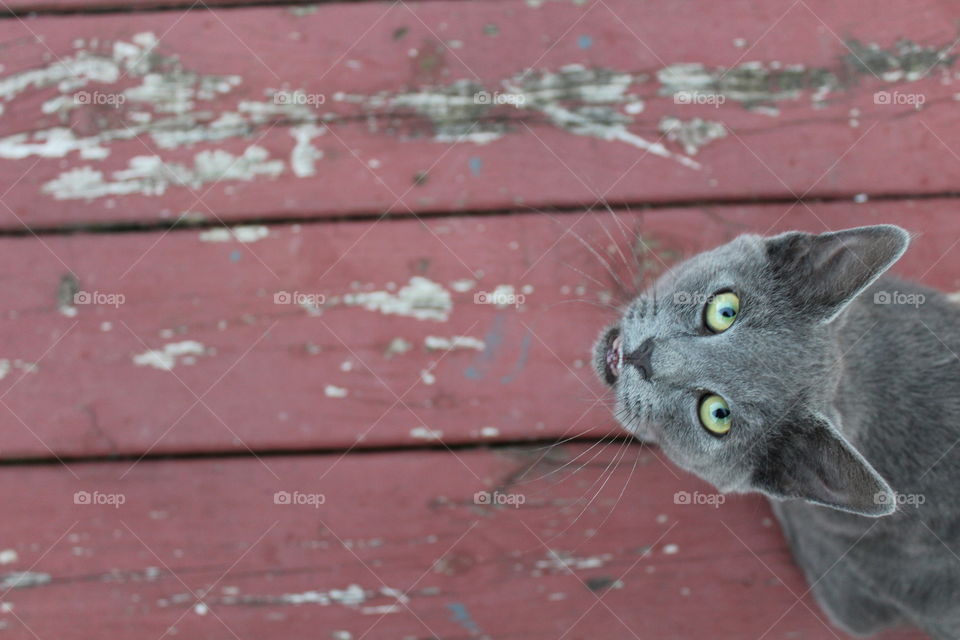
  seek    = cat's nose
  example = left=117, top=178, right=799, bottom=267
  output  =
left=623, top=338, right=655, bottom=380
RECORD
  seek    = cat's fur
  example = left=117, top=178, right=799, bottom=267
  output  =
left=592, top=226, right=960, bottom=638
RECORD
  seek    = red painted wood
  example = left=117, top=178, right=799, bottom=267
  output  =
left=1, top=201, right=959, bottom=460
left=0, top=445, right=927, bottom=639
left=2, top=0, right=960, bottom=228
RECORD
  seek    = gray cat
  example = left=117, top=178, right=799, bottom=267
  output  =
left=592, top=225, right=960, bottom=638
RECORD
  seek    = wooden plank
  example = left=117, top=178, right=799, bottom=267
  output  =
left=2, top=201, right=960, bottom=460
left=3, top=0, right=318, bottom=14
left=0, top=444, right=927, bottom=639
left=3, top=0, right=960, bottom=228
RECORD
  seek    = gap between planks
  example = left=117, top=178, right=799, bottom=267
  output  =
left=0, top=191, right=956, bottom=238
left=0, top=435, right=635, bottom=468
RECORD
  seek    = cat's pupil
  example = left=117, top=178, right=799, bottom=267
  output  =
left=713, top=407, right=730, bottom=420
left=720, top=307, right=736, bottom=318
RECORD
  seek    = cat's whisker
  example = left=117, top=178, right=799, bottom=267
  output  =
left=571, top=438, right=643, bottom=552
left=512, top=435, right=619, bottom=486
left=545, top=297, right=622, bottom=313
left=520, top=436, right=618, bottom=484
left=559, top=435, right=634, bottom=530
left=540, top=210, right=634, bottom=297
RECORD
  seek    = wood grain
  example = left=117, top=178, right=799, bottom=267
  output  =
left=2, top=201, right=959, bottom=460
left=0, top=444, right=927, bottom=639
left=2, top=0, right=960, bottom=228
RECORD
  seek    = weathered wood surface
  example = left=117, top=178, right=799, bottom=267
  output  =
left=2, top=201, right=959, bottom=460
left=3, top=0, right=960, bottom=228
left=0, top=445, right=927, bottom=639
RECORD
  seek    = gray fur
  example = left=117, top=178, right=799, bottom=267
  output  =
left=592, top=225, right=960, bottom=638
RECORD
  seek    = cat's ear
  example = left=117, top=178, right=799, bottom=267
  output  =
left=765, top=225, right=910, bottom=323
left=751, top=412, right=895, bottom=517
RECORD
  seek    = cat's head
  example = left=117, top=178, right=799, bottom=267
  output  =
left=593, top=225, right=910, bottom=517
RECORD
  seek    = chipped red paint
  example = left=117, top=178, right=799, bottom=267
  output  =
left=2, top=1, right=960, bottom=229
left=0, top=2, right=956, bottom=638
left=2, top=202, right=959, bottom=460
left=0, top=445, right=928, bottom=639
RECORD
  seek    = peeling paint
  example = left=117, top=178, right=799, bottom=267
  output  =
left=0, top=550, right=17, bottom=565
left=338, top=65, right=699, bottom=167
left=133, top=341, right=205, bottom=370
left=658, top=39, right=955, bottom=107
left=410, top=426, right=443, bottom=440
left=384, top=337, right=413, bottom=358
left=0, top=572, right=50, bottom=590
left=449, top=279, right=476, bottom=292
left=324, top=385, right=348, bottom=398
left=199, top=225, right=269, bottom=243
left=658, top=117, right=726, bottom=155
left=43, top=147, right=283, bottom=200
left=210, top=584, right=407, bottom=612
left=536, top=550, right=612, bottom=571
left=424, top=335, right=486, bottom=351
left=290, top=124, right=325, bottom=177
left=340, top=277, right=452, bottom=322
left=0, top=359, right=38, bottom=381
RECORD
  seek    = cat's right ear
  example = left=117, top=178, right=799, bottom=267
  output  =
left=750, top=411, right=896, bottom=517
left=764, top=225, right=910, bottom=323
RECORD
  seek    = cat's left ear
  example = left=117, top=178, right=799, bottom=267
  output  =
left=751, top=411, right=895, bottom=517
left=765, top=225, right=910, bottom=323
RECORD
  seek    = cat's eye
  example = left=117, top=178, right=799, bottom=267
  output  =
left=704, top=291, right=740, bottom=333
left=699, top=394, right=731, bottom=435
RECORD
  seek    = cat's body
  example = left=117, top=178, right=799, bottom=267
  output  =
left=593, top=227, right=960, bottom=639
left=777, top=276, right=960, bottom=638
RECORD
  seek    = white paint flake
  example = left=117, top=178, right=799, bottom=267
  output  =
left=199, top=225, right=269, bottom=243
left=663, top=543, right=679, bottom=555
left=0, top=572, right=50, bottom=589
left=480, top=426, right=499, bottom=437
left=658, top=117, right=727, bottom=155
left=536, top=551, right=612, bottom=571
left=290, top=124, right=325, bottom=177
left=133, top=341, right=205, bottom=370
left=340, top=277, right=452, bottom=322
left=449, top=279, right=476, bottom=293
left=0, top=360, right=37, bottom=380
left=410, top=426, right=443, bottom=440
left=324, top=385, right=348, bottom=398
left=0, top=550, right=17, bottom=565
left=43, top=147, right=284, bottom=200
left=424, top=336, right=485, bottom=351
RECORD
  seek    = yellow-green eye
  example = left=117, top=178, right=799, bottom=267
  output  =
left=704, top=292, right=740, bottom=333
left=699, top=394, right=731, bottom=435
